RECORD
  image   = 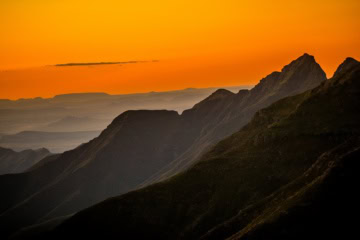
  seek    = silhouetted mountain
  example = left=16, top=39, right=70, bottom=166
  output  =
left=44, top=59, right=360, bottom=240
left=0, top=54, right=327, bottom=236
left=0, top=147, right=51, bottom=175
left=333, top=57, right=359, bottom=78
left=143, top=53, right=327, bottom=185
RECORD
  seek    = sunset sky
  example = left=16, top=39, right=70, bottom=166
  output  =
left=1, top=0, right=359, bottom=99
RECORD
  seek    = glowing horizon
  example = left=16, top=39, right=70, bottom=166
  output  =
left=1, top=0, right=359, bottom=99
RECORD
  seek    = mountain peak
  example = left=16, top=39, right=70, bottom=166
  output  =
left=298, top=53, right=314, bottom=60
left=184, top=89, right=234, bottom=113
left=208, top=89, right=234, bottom=99
left=333, top=57, right=359, bottom=78
left=249, top=54, right=325, bottom=102
left=281, top=53, right=317, bottom=72
left=301, top=52, right=313, bottom=58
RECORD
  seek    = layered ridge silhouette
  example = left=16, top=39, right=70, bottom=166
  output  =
left=45, top=58, right=360, bottom=239
left=0, top=54, right=338, bottom=237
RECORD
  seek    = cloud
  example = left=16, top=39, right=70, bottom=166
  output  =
left=54, top=61, right=153, bottom=67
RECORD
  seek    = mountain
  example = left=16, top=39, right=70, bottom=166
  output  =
left=142, top=53, right=327, bottom=185
left=0, top=131, right=100, bottom=153
left=333, top=57, right=359, bottom=78
left=45, top=59, right=360, bottom=239
left=0, top=147, right=51, bottom=175
left=0, top=54, right=326, bottom=236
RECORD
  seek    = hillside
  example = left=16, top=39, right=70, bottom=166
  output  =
left=45, top=60, right=360, bottom=239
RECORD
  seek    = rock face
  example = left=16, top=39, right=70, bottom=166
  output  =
left=0, top=147, right=51, bottom=175
left=48, top=60, right=360, bottom=240
left=0, top=54, right=327, bottom=236
left=333, top=57, right=359, bottom=78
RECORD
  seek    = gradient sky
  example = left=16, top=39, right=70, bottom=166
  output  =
left=0, top=0, right=359, bottom=99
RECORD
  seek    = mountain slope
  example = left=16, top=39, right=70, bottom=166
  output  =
left=0, top=147, right=51, bottom=175
left=227, top=145, right=360, bottom=240
left=48, top=60, right=360, bottom=239
left=0, top=54, right=327, bottom=236
left=0, top=110, right=185, bottom=236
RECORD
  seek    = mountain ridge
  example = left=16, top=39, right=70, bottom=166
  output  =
left=46, top=59, right=360, bottom=240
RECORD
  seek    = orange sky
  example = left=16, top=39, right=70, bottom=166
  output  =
left=0, top=0, right=359, bottom=100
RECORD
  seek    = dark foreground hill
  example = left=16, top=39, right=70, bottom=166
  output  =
left=0, top=147, right=51, bottom=175
left=43, top=61, right=360, bottom=239
left=0, top=54, right=327, bottom=236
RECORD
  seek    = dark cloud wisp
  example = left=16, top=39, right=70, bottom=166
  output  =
left=54, top=61, right=150, bottom=67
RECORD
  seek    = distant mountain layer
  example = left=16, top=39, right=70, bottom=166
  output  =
left=0, top=54, right=328, bottom=236
left=0, top=131, right=100, bottom=153
left=0, top=86, right=249, bottom=135
left=0, top=147, right=51, bottom=175
left=45, top=58, right=360, bottom=239
left=0, top=87, right=249, bottom=152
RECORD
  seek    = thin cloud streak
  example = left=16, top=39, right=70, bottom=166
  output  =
left=54, top=60, right=158, bottom=67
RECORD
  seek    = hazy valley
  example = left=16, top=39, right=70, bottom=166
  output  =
left=0, top=86, right=248, bottom=152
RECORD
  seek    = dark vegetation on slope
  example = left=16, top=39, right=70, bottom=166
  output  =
left=47, top=60, right=360, bottom=239
left=228, top=145, right=360, bottom=240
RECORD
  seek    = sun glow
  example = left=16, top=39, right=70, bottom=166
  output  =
left=1, top=0, right=359, bottom=99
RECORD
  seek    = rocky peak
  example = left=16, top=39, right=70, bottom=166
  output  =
left=207, top=89, right=234, bottom=100
left=277, top=53, right=326, bottom=93
left=333, top=57, right=359, bottom=78
left=281, top=53, right=317, bottom=73
left=187, top=89, right=234, bottom=112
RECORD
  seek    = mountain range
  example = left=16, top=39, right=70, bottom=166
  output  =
left=0, top=86, right=248, bottom=135
left=45, top=56, right=360, bottom=239
left=0, top=86, right=248, bottom=152
left=1, top=54, right=359, bottom=239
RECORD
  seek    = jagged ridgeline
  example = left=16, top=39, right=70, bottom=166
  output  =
left=44, top=60, right=360, bottom=239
